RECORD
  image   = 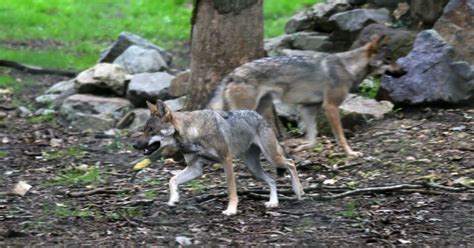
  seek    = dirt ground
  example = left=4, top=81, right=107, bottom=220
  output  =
left=1, top=69, right=473, bottom=246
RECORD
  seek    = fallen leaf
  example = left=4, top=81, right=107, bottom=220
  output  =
left=12, top=181, right=32, bottom=196
left=323, top=178, right=337, bottom=185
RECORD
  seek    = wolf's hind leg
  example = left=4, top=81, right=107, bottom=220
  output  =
left=168, top=155, right=204, bottom=206
left=294, top=104, right=320, bottom=152
left=258, top=128, right=304, bottom=200
left=241, top=145, right=279, bottom=208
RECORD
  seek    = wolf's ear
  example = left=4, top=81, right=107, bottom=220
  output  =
left=155, top=100, right=172, bottom=120
left=146, top=100, right=158, bottom=114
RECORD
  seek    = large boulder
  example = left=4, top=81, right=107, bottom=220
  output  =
left=99, top=31, right=172, bottom=65
left=285, top=0, right=351, bottom=34
left=411, top=0, right=449, bottom=27
left=329, top=8, right=390, bottom=51
left=113, top=45, right=168, bottom=74
left=434, top=0, right=474, bottom=64
left=379, top=30, right=474, bottom=104
left=59, top=94, right=132, bottom=131
left=36, top=79, right=76, bottom=108
left=126, top=72, right=174, bottom=107
left=74, top=63, right=128, bottom=96
left=351, top=23, right=417, bottom=59
left=264, top=32, right=332, bottom=55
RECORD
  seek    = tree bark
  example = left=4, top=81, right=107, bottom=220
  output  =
left=184, top=0, right=264, bottom=110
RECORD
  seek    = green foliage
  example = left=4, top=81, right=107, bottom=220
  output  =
left=0, top=151, right=7, bottom=158
left=28, top=112, right=56, bottom=124
left=286, top=122, right=304, bottom=136
left=49, top=166, right=105, bottom=186
left=0, top=75, right=33, bottom=93
left=0, top=0, right=320, bottom=70
left=339, top=200, right=359, bottom=219
left=358, top=76, right=381, bottom=99
left=44, top=202, right=97, bottom=218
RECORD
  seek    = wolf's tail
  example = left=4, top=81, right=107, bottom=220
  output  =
left=207, top=76, right=232, bottom=110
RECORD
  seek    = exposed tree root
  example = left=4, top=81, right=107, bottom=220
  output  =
left=0, top=59, right=77, bottom=77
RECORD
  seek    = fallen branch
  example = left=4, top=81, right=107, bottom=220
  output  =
left=66, top=188, right=131, bottom=197
left=196, top=182, right=473, bottom=203
left=0, top=59, right=77, bottom=77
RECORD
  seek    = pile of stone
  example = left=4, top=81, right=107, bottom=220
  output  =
left=35, top=32, right=190, bottom=131
left=268, top=0, right=473, bottom=105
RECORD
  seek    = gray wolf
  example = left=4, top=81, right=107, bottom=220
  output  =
left=133, top=100, right=304, bottom=216
left=208, top=35, right=406, bottom=157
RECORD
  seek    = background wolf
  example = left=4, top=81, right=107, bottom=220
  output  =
left=208, top=35, right=405, bottom=156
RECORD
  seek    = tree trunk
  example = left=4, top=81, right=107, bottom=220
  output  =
left=184, top=0, right=264, bottom=110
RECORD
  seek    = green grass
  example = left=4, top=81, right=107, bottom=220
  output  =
left=0, top=75, right=34, bottom=93
left=43, top=145, right=87, bottom=161
left=48, top=166, right=105, bottom=186
left=0, top=0, right=319, bottom=70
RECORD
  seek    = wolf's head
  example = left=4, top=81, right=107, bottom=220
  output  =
left=133, top=100, right=177, bottom=155
left=366, top=34, right=407, bottom=78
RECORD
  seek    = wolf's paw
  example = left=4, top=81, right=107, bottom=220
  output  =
left=347, top=150, right=363, bottom=157
left=264, top=201, right=279, bottom=208
left=167, top=198, right=179, bottom=207
left=222, top=208, right=237, bottom=216
left=293, top=143, right=315, bottom=153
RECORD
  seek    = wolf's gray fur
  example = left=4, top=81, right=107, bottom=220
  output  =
left=133, top=101, right=304, bottom=216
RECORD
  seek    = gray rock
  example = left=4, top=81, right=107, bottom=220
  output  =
left=411, top=0, right=449, bottom=27
left=34, top=108, right=55, bottom=116
left=329, top=8, right=390, bottom=50
left=264, top=35, right=293, bottom=56
left=351, top=23, right=417, bottom=60
left=60, top=94, right=132, bottom=131
left=311, top=0, right=351, bottom=32
left=74, top=63, right=128, bottom=96
left=285, top=0, right=350, bottom=34
left=45, top=80, right=75, bottom=94
left=285, top=11, right=315, bottom=34
left=126, top=72, right=174, bottom=107
left=114, top=45, right=168, bottom=74
left=164, top=96, right=186, bottom=112
left=275, top=94, right=393, bottom=134
left=278, top=49, right=327, bottom=57
left=379, top=30, right=474, bottom=104
left=35, top=94, right=60, bottom=106
left=99, top=31, right=172, bottom=65
left=127, top=108, right=150, bottom=132
left=264, top=32, right=331, bottom=56
left=169, top=70, right=190, bottom=97
left=434, top=0, right=474, bottom=64
left=291, top=32, right=332, bottom=51
left=17, top=106, right=32, bottom=118
left=329, top=8, right=390, bottom=32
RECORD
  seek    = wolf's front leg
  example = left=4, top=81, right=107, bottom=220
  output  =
left=167, top=155, right=203, bottom=206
